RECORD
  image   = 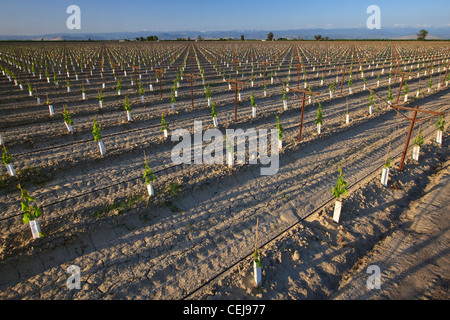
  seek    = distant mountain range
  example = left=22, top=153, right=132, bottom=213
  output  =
left=1, top=27, right=450, bottom=41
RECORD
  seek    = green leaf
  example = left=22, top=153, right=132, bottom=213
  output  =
left=385, top=157, right=391, bottom=168
left=21, top=201, right=28, bottom=212
left=33, top=206, right=42, bottom=219
left=22, top=212, right=30, bottom=224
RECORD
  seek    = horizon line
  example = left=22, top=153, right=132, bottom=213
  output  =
left=2, top=25, right=450, bottom=38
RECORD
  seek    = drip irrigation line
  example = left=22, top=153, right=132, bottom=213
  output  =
left=179, top=117, right=447, bottom=300
left=1, top=84, right=448, bottom=223
left=7, top=64, right=383, bottom=159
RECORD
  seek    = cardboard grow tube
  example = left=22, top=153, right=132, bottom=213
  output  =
left=29, top=219, right=41, bottom=239
left=381, top=167, right=389, bottom=187
left=226, top=150, right=233, bottom=167
left=436, top=130, right=443, bottom=144
left=254, top=261, right=262, bottom=286
left=333, top=199, right=342, bottom=223
left=412, top=145, right=420, bottom=161
left=147, top=182, right=155, bottom=196
left=98, top=140, right=106, bottom=156
left=6, top=163, right=16, bottom=177
left=65, top=122, right=73, bottom=133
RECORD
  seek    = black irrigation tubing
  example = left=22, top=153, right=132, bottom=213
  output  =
left=0, top=159, right=189, bottom=223
left=5, top=66, right=447, bottom=160
left=1, top=69, right=446, bottom=200
left=1, top=96, right=304, bottom=223
left=1, top=101, right=289, bottom=222
left=9, top=88, right=276, bottom=158
left=0, top=94, right=339, bottom=223
left=1, top=64, right=286, bottom=125
left=179, top=115, right=448, bottom=300
left=4, top=68, right=323, bottom=156
left=0, top=56, right=442, bottom=122
left=11, top=118, right=169, bottom=158
left=5, top=69, right=447, bottom=183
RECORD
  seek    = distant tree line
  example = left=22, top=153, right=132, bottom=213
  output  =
left=135, top=35, right=159, bottom=41
left=264, top=32, right=329, bottom=41
left=132, top=30, right=430, bottom=42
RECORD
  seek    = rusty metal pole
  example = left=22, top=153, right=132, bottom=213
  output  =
left=189, top=76, right=194, bottom=109
left=395, top=71, right=406, bottom=106
left=398, top=105, right=419, bottom=172
left=191, top=78, right=194, bottom=109
left=113, top=63, right=119, bottom=80
left=322, top=58, right=328, bottom=80
left=233, top=59, right=239, bottom=120
left=289, top=88, right=319, bottom=142
left=159, top=72, right=162, bottom=99
left=298, top=92, right=307, bottom=141
left=132, top=65, right=139, bottom=93
left=184, top=73, right=198, bottom=110
left=293, top=63, right=304, bottom=89
left=155, top=69, right=164, bottom=99
left=228, top=79, right=244, bottom=122
left=234, top=83, right=238, bottom=122
left=428, top=57, right=434, bottom=75
left=395, top=76, right=404, bottom=105
left=394, top=63, right=400, bottom=83
left=260, top=60, right=269, bottom=91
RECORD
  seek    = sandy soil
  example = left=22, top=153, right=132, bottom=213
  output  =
left=192, top=137, right=449, bottom=300
left=0, top=42, right=448, bottom=300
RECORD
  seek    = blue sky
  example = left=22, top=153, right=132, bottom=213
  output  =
left=0, top=0, right=449, bottom=35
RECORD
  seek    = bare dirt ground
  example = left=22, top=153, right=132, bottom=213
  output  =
left=192, top=135, right=449, bottom=300
left=0, top=42, right=448, bottom=301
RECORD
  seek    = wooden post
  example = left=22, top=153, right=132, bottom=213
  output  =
left=336, top=66, right=349, bottom=96
left=293, top=63, right=305, bottom=89
left=155, top=68, right=164, bottom=99
left=184, top=73, right=198, bottom=109
left=260, top=60, right=270, bottom=91
left=322, top=58, right=328, bottom=81
left=227, top=79, right=245, bottom=122
left=113, top=63, right=119, bottom=80
left=288, top=88, right=320, bottom=142
left=393, top=63, right=401, bottom=83
left=394, top=70, right=413, bottom=106
left=132, top=65, right=139, bottom=93
left=398, top=106, right=419, bottom=172
left=369, top=86, right=445, bottom=172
